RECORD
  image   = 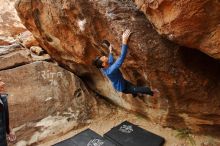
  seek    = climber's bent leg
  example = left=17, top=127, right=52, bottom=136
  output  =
left=122, top=81, right=154, bottom=96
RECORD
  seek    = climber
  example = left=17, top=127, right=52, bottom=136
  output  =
left=0, top=78, right=16, bottom=146
left=93, top=29, right=158, bottom=98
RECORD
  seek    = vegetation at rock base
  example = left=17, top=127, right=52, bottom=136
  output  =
left=175, top=128, right=196, bottom=146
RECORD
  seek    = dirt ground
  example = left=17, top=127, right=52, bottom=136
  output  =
left=37, top=106, right=220, bottom=146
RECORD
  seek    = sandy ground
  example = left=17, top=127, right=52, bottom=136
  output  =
left=37, top=107, right=220, bottom=146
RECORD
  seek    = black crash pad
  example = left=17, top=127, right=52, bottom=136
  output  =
left=104, top=121, right=165, bottom=146
left=53, top=129, right=116, bottom=146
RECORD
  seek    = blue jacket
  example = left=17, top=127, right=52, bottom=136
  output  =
left=102, top=44, right=128, bottom=91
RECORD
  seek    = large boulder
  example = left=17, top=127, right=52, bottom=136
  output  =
left=0, top=61, right=98, bottom=145
left=0, top=49, right=31, bottom=70
left=0, top=61, right=97, bottom=126
left=0, top=45, right=51, bottom=70
left=16, top=0, right=220, bottom=135
left=0, top=0, right=26, bottom=42
left=0, top=0, right=39, bottom=50
left=134, top=0, right=220, bottom=59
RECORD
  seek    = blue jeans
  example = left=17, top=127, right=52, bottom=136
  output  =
left=122, top=81, right=154, bottom=96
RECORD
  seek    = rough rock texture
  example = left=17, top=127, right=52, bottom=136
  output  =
left=0, top=43, right=22, bottom=55
left=134, top=0, right=220, bottom=59
left=0, top=0, right=39, bottom=49
left=0, top=40, right=99, bottom=145
left=16, top=0, right=220, bottom=135
left=0, top=49, right=31, bottom=70
left=0, top=61, right=96, bottom=126
left=17, top=31, right=40, bottom=48
left=0, top=44, right=51, bottom=70
left=0, top=61, right=98, bottom=145
left=0, top=0, right=26, bottom=40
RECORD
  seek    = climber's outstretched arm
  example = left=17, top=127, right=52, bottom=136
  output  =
left=105, top=29, right=131, bottom=74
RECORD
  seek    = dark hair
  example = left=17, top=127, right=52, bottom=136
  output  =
left=93, top=56, right=103, bottom=68
left=102, top=40, right=110, bottom=49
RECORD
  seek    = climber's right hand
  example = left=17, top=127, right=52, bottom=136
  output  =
left=122, top=29, right=132, bottom=45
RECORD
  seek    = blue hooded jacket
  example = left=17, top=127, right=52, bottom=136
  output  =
left=102, top=44, right=128, bottom=91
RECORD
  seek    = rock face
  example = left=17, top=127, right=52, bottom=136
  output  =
left=0, top=0, right=26, bottom=44
left=0, top=0, right=39, bottom=49
left=0, top=42, right=101, bottom=145
left=2, top=61, right=97, bottom=125
left=17, top=31, right=40, bottom=48
left=0, top=60, right=98, bottom=145
left=0, top=49, right=31, bottom=70
left=134, top=0, right=220, bottom=59
left=0, top=44, right=51, bottom=70
left=16, top=0, right=220, bottom=135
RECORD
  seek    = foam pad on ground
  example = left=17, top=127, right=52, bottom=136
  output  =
left=53, top=129, right=116, bottom=146
left=104, top=121, right=165, bottom=146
